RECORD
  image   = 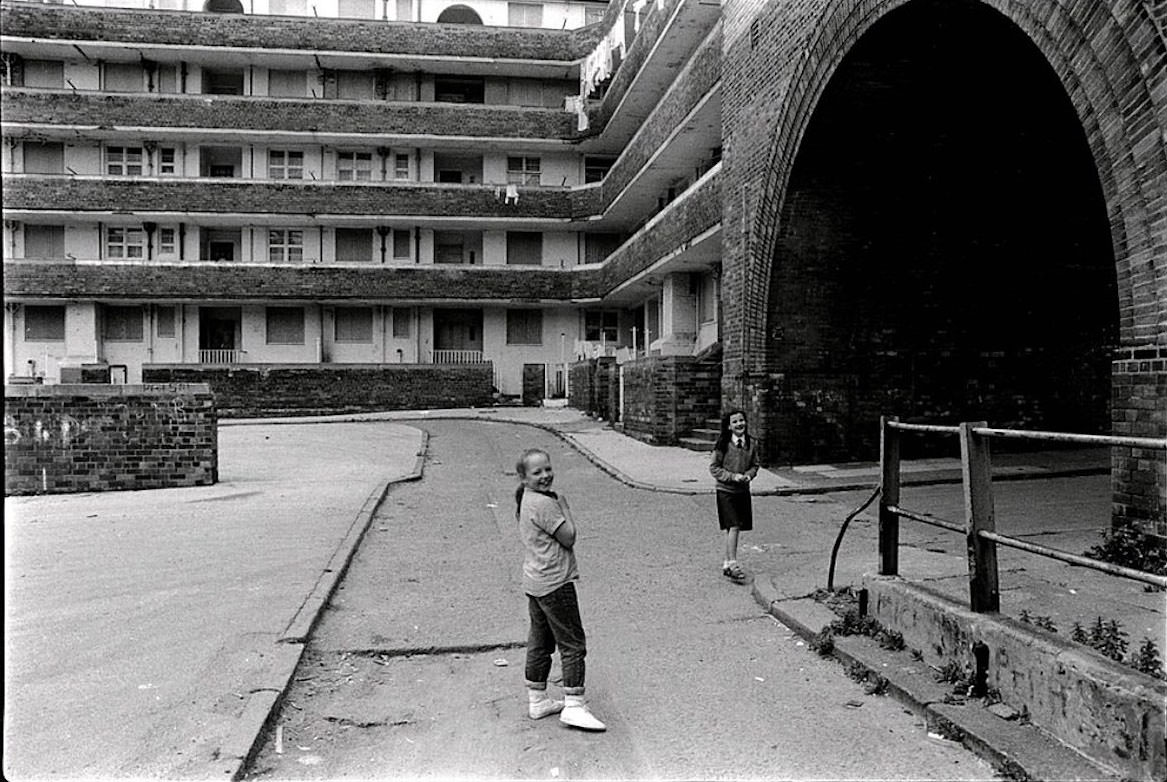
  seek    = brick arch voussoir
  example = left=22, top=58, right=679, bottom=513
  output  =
left=748, top=0, right=1165, bottom=362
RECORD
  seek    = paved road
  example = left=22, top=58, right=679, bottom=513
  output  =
left=247, top=421, right=998, bottom=780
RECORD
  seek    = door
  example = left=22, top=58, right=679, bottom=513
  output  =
left=522, top=363, right=545, bottom=407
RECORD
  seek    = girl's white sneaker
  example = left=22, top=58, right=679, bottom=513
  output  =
left=528, top=692, right=564, bottom=720
left=559, top=695, right=606, bottom=731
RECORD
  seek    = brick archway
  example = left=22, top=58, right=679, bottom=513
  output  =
left=720, top=0, right=1166, bottom=531
left=732, top=0, right=1164, bottom=371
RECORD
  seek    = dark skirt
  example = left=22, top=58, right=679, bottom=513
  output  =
left=716, top=490, right=753, bottom=531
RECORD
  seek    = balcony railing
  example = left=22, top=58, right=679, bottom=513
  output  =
left=198, top=349, right=242, bottom=364
left=432, top=349, right=486, bottom=364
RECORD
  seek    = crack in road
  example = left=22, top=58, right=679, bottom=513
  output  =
left=342, top=640, right=528, bottom=659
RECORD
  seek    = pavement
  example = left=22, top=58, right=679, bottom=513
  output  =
left=3, top=405, right=1161, bottom=781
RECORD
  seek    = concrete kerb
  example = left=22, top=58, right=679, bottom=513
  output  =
left=217, top=429, right=429, bottom=782
left=750, top=577, right=1127, bottom=782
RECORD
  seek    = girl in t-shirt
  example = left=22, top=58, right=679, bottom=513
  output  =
left=709, top=410, right=760, bottom=583
left=514, top=448, right=606, bottom=732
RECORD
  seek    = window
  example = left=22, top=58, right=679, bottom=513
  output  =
left=334, top=307, right=373, bottom=342
left=392, top=307, right=412, bottom=338
left=24, top=225, right=65, bottom=259
left=335, top=70, right=375, bottom=100
left=23, top=142, right=64, bottom=174
left=434, top=231, right=465, bottom=264
left=106, top=146, right=144, bottom=176
left=268, top=150, right=304, bottom=180
left=158, top=147, right=177, bottom=175
left=584, top=310, right=619, bottom=342
left=584, top=5, right=604, bottom=24
left=202, top=68, right=245, bottom=95
left=156, top=306, right=176, bottom=338
left=392, top=229, right=411, bottom=260
left=155, top=64, right=178, bottom=93
left=337, top=151, right=373, bottom=181
left=268, top=230, right=304, bottom=263
left=104, top=63, right=143, bottom=92
left=506, top=156, right=541, bottom=186
left=434, top=77, right=484, bottom=104
left=584, top=233, right=621, bottom=264
left=393, top=154, right=410, bottom=180
left=103, top=306, right=144, bottom=341
left=22, top=60, right=64, bottom=88
left=506, top=309, right=543, bottom=345
left=508, top=2, right=543, bottom=27
left=266, top=307, right=304, bottom=344
left=268, top=69, right=307, bottom=97
left=158, top=227, right=177, bottom=256
left=335, top=228, right=373, bottom=262
left=24, top=305, right=65, bottom=341
left=106, top=227, right=146, bottom=259
left=507, top=80, right=543, bottom=107
left=506, top=231, right=542, bottom=265
left=584, top=156, right=615, bottom=183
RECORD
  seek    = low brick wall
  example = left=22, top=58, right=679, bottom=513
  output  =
left=618, top=354, right=720, bottom=444
left=4, top=383, right=217, bottom=495
left=866, top=577, right=1166, bottom=782
left=568, top=357, right=618, bottom=419
left=568, top=360, right=594, bottom=412
left=142, top=363, right=492, bottom=417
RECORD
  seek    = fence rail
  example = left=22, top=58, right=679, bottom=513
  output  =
left=198, top=349, right=242, bottom=364
left=879, top=417, right=1167, bottom=611
left=431, top=350, right=486, bottom=364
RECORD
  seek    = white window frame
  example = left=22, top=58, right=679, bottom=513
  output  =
left=158, top=147, right=178, bottom=176
left=268, top=150, right=304, bottom=180
left=337, top=151, right=373, bottom=181
left=393, top=153, right=411, bottom=180
left=506, top=156, right=541, bottom=186
left=105, top=146, right=144, bottom=176
left=157, top=227, right=178, bottom=257
left=268, top=229, right=304, bottom=263
left=106, top=226, right=146, bottom=259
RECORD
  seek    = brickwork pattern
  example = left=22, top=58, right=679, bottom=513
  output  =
left=568, top=359, right=595, bottom=411
left=4, top=384, right=217, bottom=495
left=5, top=177, right=572, bottom=220
left=4, top=261, right=579, bottom=301
left=1111, top=348, right=1167, bottom=538
left=0, top=3, right=597, bottom=60
left=618, top=354, right=721, bottom=444
left=2, top=89, right=579, bottom=140
left=142, top=364, right=492, bottom=416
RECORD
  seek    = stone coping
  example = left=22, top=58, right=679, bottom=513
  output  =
left=4, top=382, right=210, bottom=397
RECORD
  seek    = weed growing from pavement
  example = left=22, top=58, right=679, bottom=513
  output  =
left=1083, top=520, right=1167, bottom=581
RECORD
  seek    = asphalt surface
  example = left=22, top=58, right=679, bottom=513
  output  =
left=246, top=420, right=999, bottom=780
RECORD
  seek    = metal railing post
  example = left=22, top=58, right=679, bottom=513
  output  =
left=878, top=415, right=901, bottom=576
left=960, top=421, right=1000, bottom=613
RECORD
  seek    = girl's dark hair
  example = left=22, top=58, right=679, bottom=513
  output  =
left=714, top=409, right=749, bottom=454
left=514, top=448, right=550, bottom=517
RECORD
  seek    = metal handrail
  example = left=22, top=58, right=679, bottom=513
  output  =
left=878, top=418, right=1167, bottom=604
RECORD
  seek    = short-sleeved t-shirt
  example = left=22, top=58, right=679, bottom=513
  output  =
left=518, top=489, right=579, bottom=597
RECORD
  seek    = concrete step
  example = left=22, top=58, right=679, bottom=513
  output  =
left=688, top=427, right=720, bottom=441
left=678, top=437, right=715, bottom=452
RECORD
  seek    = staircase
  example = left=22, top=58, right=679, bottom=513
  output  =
left=678, top=416, right=720, bottom=452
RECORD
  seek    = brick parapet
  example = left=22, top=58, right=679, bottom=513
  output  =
left=141, top=363, right=492, bottom=416
left=1, top=89, right=579, bottom=140
left=1111, top=357, right=1166, bottom=538
left=0, top=2, right=594, bottom=60
left=2, top=261, right=581, bottom=302
left=4, top=382, right=217, bottom=495
left=617, top=353, right=721, bottom=444
left=4, top=176, right=572, bottom=219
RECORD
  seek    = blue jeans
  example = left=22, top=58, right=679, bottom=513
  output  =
left=525, top=582, right=586, bottom=693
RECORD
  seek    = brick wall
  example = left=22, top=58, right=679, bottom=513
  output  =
left=4, top=261, right=578, bottom=302
left=568, top=359, right=594, bottom=412
left=4, top=383, right=217, bottom=495
left=4, top=178, right=572, bottom=220
left=141, top=363, right=491, bottom=416
left=0, top=3, right=593, bottom=60
left=2, top=89, right=579, bottom=140
left=718, top=0, right=1167, bottom=503
left=618, top=354, right=721, bottom=444
left=1111, top=348, right=1167, bottom=539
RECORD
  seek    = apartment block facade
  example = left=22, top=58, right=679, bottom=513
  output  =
left=3, top=0, right=1165, bottom=530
